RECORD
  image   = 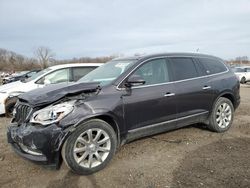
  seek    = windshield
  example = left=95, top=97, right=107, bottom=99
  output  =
left=23, top=68, right=51, bottom=82
left=78, top=60, right=136, bottom=86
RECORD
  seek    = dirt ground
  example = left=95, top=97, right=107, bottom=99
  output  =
left=0, top=85, right=250, bottom=188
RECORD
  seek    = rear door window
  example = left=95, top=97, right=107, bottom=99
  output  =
left=198, top=58, right=227, bottom=75
left=72, top=67, right=96, bottom=81
left=169, top=57, right=198, bottom=81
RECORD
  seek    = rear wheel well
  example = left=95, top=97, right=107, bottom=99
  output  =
left=220, top=93, right=235, bottom=108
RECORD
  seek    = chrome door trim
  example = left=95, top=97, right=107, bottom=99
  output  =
left=116, top=55, right=229, bottom=90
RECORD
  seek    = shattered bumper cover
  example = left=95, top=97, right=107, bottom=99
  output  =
left=7, top=123, right=67, bottom=168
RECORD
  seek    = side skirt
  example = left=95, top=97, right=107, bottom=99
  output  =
left=125, top=112, right=209, bottom=143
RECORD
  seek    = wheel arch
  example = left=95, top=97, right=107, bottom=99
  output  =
left=72, top=113, right=121, bottom=147
left=93, top=114, right=120, bottom=146
left=59, top=113, right=121, bottom=169
left=215, top=91, right=236, bottom=109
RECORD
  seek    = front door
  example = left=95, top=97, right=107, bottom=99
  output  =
left=122, top=58, right=177, bottom=132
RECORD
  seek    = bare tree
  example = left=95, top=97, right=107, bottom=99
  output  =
left=34, top=46, right=54, bottom=68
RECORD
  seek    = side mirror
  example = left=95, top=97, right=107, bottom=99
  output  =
left=44, top=79, right=51, bottom=85
left=125, top=75, right=145, bottom=87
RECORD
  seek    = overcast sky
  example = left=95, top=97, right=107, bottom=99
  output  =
left=0, top=0, right=250, bottom=60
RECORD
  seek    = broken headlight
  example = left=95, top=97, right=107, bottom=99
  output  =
left=30, top=101, right=75, bottom=125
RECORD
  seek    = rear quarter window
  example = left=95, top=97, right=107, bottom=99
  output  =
left=198, top=58, right=227, bottom=75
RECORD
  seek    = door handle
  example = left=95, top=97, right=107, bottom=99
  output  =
left=164, top=92, right=175, bottom=97
left=202, top=86, right=211, bottom=90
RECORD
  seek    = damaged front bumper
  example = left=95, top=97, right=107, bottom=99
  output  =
left=7, top=123, right=68, bottom=168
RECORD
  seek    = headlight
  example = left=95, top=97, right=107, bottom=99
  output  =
left=30, top=101, right=75, bottom=125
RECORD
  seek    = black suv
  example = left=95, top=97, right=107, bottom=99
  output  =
left=7, top=53, right=240, bottom=174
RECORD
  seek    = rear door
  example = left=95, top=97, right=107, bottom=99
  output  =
left=169, top=57, right=215, bottom=125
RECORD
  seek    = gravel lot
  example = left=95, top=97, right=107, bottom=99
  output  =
left=0, top=85, right=250, bottom=188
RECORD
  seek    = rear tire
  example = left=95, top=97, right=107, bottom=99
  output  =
left=62, top=119, right=117, bottom=175
left=240, top=77, right=246, bottom=84
left=5, top=97, right=18, bottom=118
left=208, top=97, right=234, bottom=132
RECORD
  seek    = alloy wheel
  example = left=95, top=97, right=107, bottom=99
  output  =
left=73, top=128, right=111, bottom=169
left=216, top=103, right=232, bottom=128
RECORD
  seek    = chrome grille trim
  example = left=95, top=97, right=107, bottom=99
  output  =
left=14, top=103, right=33, bottom=124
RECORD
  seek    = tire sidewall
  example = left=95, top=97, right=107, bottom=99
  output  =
left=240, top=77, right=246, bottom=84
left=63, top=119, right=117, bottom=175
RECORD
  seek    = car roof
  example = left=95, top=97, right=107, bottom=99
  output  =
left=49, top=63, right=103, bottom=70
left=113, top=52, right=222, bottom=61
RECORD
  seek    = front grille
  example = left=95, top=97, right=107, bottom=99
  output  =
left=14, top=103, right=32, bottom=124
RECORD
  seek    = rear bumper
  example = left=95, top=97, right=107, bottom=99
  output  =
left=235, top=97, right=241, bottom=109
left=7, top=123, right=67, bottom=168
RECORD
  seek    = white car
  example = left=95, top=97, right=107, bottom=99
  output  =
left=232, top=66, right=250, bottom=84
left=0, top=63, right=102, bottom=116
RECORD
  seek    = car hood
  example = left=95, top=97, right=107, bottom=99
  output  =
left=18, top=82, right=101, bottom=107
left=0, top=81, right=24, bottom=92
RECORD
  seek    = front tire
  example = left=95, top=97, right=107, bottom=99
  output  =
left=62, top=119, right=117, bottom=175
left=5, top=97, right=18, bottom=117
left=208, top=97, right=234, bottom=132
